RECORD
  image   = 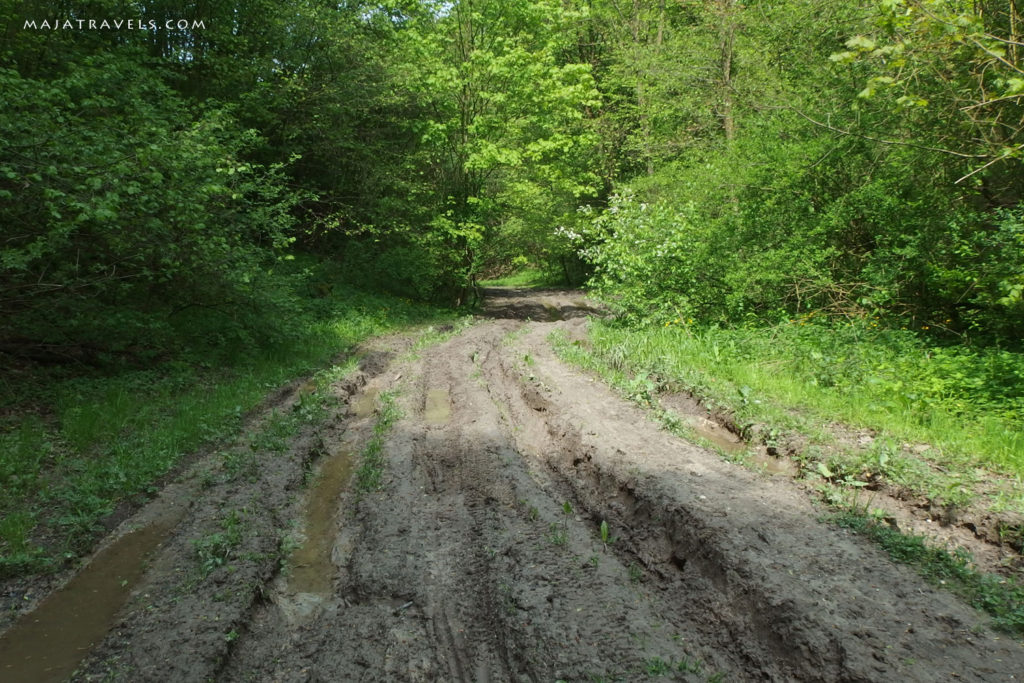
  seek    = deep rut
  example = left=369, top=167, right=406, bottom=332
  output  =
left=4, top=288, right=1023, bottom=682
left=221, top=301, right=1024, bottom=682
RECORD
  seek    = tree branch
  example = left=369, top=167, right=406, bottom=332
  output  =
left=785, top=107, right=989, bottom=159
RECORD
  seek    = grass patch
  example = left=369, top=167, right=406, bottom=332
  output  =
left=199, top=360, right=355, bottom=492
left=834, top=510, right=1024, bottom=634
left=193, top=508, right=247, bottom=578
left=0, top=257, right=456, bottom=579
left=552, top=319, right=1024, bottom=504
left=406, top=316, right=478, bottom=358
left=354, top=391, right=402, bottom=492
left=478, top=267, right=563, bottom=288
left=641, top=655, right=721, bottom=681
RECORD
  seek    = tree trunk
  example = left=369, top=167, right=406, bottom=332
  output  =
left=718, top=0, right=736, bottom=143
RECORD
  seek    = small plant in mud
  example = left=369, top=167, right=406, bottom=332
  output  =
left=277, top=528, right=301, bottom=574
left=193, top=509, right=246, bottom=577
left=599, top=519, right=618, bottom=551
left=355, top=391, right=402, bottom=492
left=248, top=411, right=294, bottom=453
left=645, top=657, right=671, bottom=675
left=626, top=374, right=657, bottom=406
left=221, top=449, right=260, bottom=483
left=676, top=656, right=704, bottom=675
left=644, top=655, right=709, bottom=677
left=293, top=388, right=329, bottom=424
left=546, top=500, right=573, bottom=546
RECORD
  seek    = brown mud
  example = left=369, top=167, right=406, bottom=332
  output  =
left=2, top=287, right=1023, bottom=681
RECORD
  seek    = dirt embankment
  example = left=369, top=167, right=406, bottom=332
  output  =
left=2, top=287, right=1023, bottom=681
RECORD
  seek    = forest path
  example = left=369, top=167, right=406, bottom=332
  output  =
left=4, top=288, right=1023, bottom=682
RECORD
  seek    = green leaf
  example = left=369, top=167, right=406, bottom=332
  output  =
left=1006, top=78, right=1024, bottom=96
left=845, top=35, right=877, bottom=51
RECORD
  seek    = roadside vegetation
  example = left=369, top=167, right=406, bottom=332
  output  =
left=0, top=256, right=455, bottom=578
left=564, top=319, right=1023, bottom=480
left=834, top=510, right=1024, bottom=634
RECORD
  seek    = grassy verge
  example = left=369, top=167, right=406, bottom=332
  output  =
left=550, top=318, right=1024, bottom=634
left=554, top=319, right=1023, bottom=501
left=0, top=259, right=458, bottom=578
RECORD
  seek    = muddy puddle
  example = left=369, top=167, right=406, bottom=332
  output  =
left=350, top=387, right=378, bottom=418
left=480, top=286, right=603, bottom=322
left=750, top=449, right=800, bottom=476
left=285, top=448, right=355, bottom=599
left=668, top=403, right=798, bottom=475
left=279, top=386, right=376, bottom=617
left=0, top=507, right=184, bottom=683
left=424, top=387, right=451, bottom=424
left=541, top=303, right=564, bottom=321
left=680, top=414, right=745, bottom=454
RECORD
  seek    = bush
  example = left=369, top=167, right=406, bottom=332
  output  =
left=0, top=56, right=304, bottom=358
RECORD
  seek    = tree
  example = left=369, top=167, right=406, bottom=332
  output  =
left=381, top=0, right=600, bottom=294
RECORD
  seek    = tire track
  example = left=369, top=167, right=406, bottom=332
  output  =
left=37, top=289, right=1024, bottom=682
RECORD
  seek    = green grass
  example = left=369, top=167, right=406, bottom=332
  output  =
left=478, top=267, right=564, bottom=288
left=354, top=391, right=402, bottom=492
left=553, top=319, right=1024, bottom=485
left=0, top=260, right=457, bottom=578
left=642, top=654, right=721, bottom=680
left=193, top=508, right=247, bottom=577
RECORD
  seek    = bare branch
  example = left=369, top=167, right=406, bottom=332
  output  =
left=954, top=143, right=1024, bottom=183
left=961, top=92, right=1024, bottom=110
left=784, top=107, right=990, bottom=159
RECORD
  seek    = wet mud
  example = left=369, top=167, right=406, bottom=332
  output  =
left=480, top=287, right=603, bottom=322
left=286, top=447, right=355, bottom=599
left=0, top=511, right=182, bottom=683
left=2, top=288, right=1023, bottom=681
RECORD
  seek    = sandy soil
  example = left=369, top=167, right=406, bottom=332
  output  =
left=2, top=287, right=1023, bottom=682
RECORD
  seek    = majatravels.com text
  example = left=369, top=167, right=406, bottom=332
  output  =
left=24, top=19, right=206, bottom=31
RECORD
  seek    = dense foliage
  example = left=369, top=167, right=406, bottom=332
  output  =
left=576, top=0, right=1024, bottom=341
left=5, top=0, right=1022, bottom=352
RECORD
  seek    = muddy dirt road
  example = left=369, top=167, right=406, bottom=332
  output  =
left=3, top=287, right=1023, bottom=681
